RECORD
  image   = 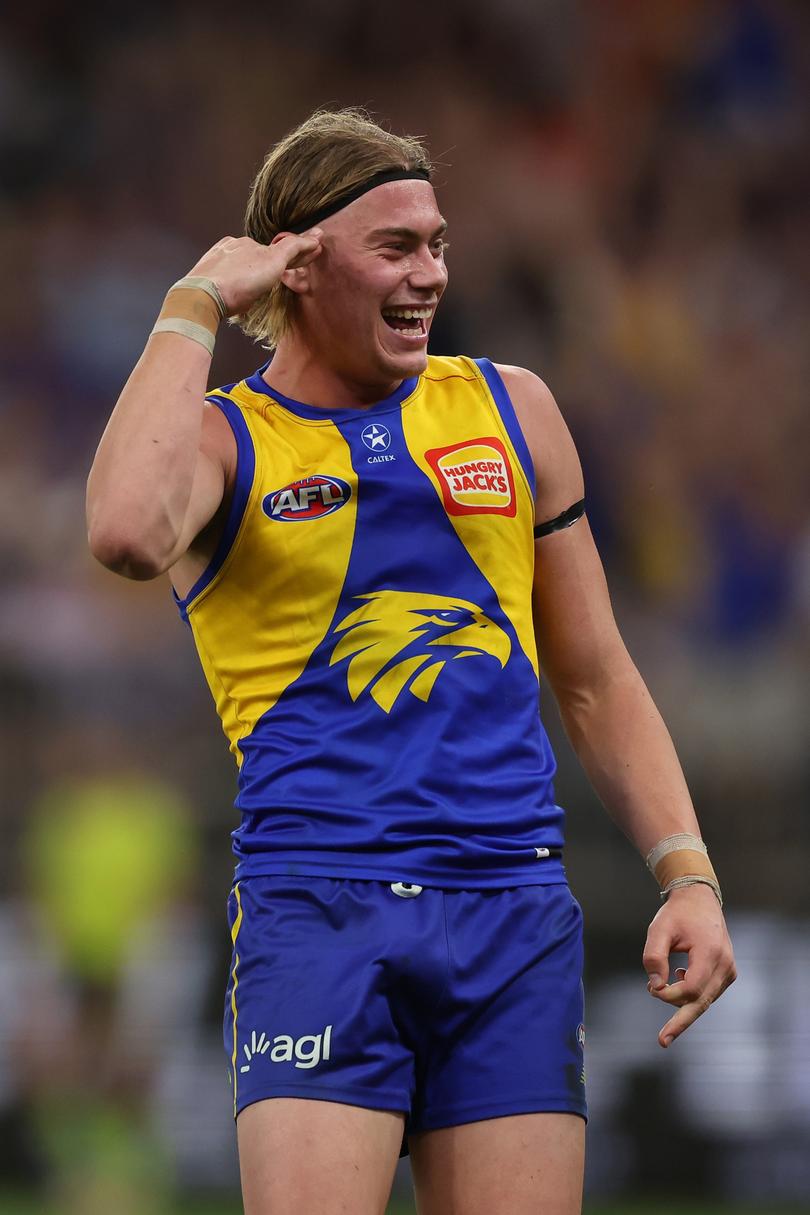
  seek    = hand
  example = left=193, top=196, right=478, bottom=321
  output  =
left=642, top=883, right=736, bottom=1048
left=185, top=230, right=324, bottom=316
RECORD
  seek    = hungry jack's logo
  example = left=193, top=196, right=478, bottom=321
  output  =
left=425, top=437, right=516, bottom=517
left=263, top=475, right=351, bottom=521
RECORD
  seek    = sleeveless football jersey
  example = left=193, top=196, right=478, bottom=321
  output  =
left=174, top=355, right=566, bottom=887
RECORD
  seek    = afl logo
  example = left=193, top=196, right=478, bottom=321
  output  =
left=361, top=423, right=391, bottom=451
left=263, top=475, right=352, bottom=522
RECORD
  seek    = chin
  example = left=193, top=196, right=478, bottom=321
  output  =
left=377, top=345, right=429, bottom=381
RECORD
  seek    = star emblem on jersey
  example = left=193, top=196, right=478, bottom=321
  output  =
left=329, top=590, right=511, bottom=714
left=361, top=423, right=391, bottom=451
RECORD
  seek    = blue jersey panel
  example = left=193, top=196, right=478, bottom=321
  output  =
left=232, top=402, right=564, bottom=886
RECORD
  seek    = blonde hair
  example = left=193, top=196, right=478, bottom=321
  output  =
left=236, top=108, right=433, bottom=348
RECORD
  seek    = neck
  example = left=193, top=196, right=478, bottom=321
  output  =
left=264, top=332, right=403, bottom=409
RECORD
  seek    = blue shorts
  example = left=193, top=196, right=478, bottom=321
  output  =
left=223, top=875, right=586, bottom=1156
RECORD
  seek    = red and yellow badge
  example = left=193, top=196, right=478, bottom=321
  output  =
left=425, top=437, right=516, bottom=517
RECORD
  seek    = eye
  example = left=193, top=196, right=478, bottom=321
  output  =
left=432, top=238, right=449, bottom=257
left=423, top=611, right=458, bottom=625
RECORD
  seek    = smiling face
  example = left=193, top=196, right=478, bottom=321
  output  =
left=292, top=179, right=448, bottom=396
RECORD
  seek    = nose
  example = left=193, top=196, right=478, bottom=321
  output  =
left=407, top=245, right=448, bottom=294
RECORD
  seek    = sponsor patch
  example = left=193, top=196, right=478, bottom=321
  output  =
left=239, top=1025, right=333, bottom=1072
left=425, top=437, right=516, bottom=517
left=263, top=475, right=351, bottom=522
left=361, top=423, right=391, bottom=451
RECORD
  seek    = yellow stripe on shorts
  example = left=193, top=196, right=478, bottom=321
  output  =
left=229, top=882, right=244, bottom=1117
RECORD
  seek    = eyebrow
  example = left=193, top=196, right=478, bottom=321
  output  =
left=367, top=220, right=448, bottom=242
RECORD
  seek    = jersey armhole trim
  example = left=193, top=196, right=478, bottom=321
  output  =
left=471, top=358, right=537, bottom=501
left=173, top=395, right=256, bottom=622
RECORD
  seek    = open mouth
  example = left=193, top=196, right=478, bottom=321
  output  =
left=381, top=306, right=433, bottom=339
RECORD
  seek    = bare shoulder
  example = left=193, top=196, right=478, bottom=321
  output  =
left=493, top=363, right=583, bottom=517
left=495, top=363, right=558, bottom=413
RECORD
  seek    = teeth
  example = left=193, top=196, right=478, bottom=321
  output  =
left=383, top=307, right=433, bottom=320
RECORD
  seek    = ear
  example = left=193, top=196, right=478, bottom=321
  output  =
left=279, top=264, right=311, bottom=295
left=270, top=231, right=315, bottom=296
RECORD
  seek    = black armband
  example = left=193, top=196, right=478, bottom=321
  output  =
left=533, top=498, right=586, bottom=538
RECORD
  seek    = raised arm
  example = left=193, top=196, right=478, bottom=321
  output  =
left=499, top=364, right=736, bottom=1048
left=86, top=231, right=322, bottom=580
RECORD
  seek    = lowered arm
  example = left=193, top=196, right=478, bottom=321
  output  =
left=499, top=364, right=736, bottom=1047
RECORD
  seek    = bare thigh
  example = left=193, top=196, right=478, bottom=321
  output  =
left=236, top=1097, right=405, bottom=1215
left=410, top=1112, right=585, bottom=1215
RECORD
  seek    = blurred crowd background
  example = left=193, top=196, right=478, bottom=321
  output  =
left=1, top=1, right=808, bottom=1211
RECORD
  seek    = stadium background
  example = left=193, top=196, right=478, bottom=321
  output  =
left=1, top=1, right=809, bottom=1211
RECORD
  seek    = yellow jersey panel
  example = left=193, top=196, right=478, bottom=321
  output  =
left=180, top=385, right=359, bottom=764
left=401, top=356, right=539, bottom=678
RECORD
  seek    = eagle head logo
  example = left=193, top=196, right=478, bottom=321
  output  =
left=329, top=590, right=511, bottom=714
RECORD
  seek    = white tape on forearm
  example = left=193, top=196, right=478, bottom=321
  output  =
left=170, top=276, right=227, bottom=319
left=646, top=833, right=707, bottom=873
left=151, top=318, right=215, bottom=355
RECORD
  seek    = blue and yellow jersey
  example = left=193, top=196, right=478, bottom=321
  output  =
left=174, top=355, right=566, bottom=887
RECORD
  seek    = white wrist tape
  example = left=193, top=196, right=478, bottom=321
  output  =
left=646, top=832, right=707, bottom=873
left=151, top=318, right=215, bottom=355
left=170, top=275, right=227, bottom=319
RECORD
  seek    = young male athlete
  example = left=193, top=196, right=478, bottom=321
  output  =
left=87, top=110, right=736, bottom=1215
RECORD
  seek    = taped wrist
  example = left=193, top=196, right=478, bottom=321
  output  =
left=150, top=280, right=224, bottom=355
left=169, top=275, right=227, bottom=319
left=646, top=832, right=723, bottom=907
left=660, top=875, right=723, bottom=906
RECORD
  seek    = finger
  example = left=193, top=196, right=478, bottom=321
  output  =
left=649, top=965, right=687, bottom=1001
left=642, top=931, right=670, bottom=993
left=649, top=978, right=690, bottom=1005
left=658, top=962, right=733, bottom=1045
left=648, top=967, right=698, bottom=1004
left=289, top=238, right=324, bottom=269
left=271, top=228, right=323, bottom=249
left=650, top=967, right=712, bottom=1006
left=271, top=230, right=324, bottom=269
left=659, top=990, right=715, bottom=1047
